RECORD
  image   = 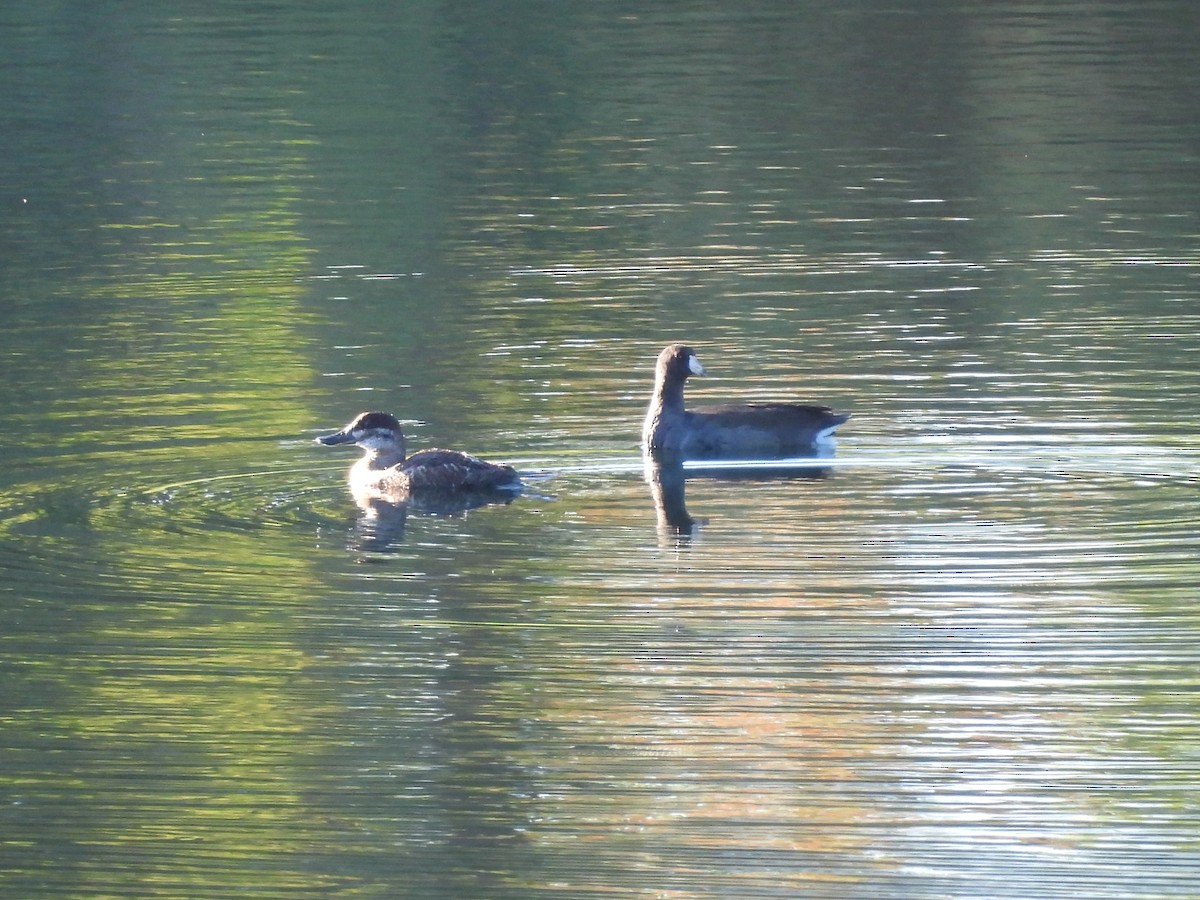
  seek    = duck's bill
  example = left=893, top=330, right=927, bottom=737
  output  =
left=316, top=430, right=355, bottom=446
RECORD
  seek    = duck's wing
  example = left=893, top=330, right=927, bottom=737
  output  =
left=401, top=449, right=521, bottom=491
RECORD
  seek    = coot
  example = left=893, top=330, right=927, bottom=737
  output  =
left=642, top=344, right=849, bottom=458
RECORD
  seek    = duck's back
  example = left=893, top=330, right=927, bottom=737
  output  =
left=398, top=448, right=521, bottom=492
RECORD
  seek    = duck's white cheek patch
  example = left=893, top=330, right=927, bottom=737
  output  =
left=358, top=433, right=389, bottom=450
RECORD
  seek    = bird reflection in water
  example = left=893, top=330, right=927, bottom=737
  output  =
left=347, top=488, right=519, bottom=553
left=644, top=450, right=837, bottom=543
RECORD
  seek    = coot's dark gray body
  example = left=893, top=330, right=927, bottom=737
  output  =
left=642, top=344, right=849, bottom=459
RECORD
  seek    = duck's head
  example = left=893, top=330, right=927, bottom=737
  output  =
left=316, top=411, right=405, bottom=452
left=657, top=343, right=706, bottom=382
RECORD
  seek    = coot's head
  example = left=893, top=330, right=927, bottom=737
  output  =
left=656, top=343, right=706, bottom=383
left=316, top=411, right=404, bottom=450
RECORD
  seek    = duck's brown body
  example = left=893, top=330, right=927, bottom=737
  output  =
left=318, top=412, right=521, bottom=498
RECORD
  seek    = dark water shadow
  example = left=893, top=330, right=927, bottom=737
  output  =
left=644, top=451, right=836, bottom=541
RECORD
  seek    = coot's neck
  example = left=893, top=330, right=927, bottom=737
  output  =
left=644, top=366, right=690, bottom=454
left=653, top=370, right=688, bottom=416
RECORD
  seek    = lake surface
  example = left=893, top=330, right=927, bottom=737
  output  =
left=2, top=2, right=1199, bottom=897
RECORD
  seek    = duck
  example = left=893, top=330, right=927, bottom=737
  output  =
left=316, top=411, right=521, bottom=497
left=642, top=343, right=849, bottom=459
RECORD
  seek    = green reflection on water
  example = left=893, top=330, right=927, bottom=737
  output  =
left=0, top=16, right=349, bottom=894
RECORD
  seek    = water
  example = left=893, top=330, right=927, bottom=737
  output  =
left=2, top=2, right=1199, bottom=897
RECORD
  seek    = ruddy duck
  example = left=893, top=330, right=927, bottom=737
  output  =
left=643, top=343, right=849, bottom=459
left=316, top=411, right=521, bottom=497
